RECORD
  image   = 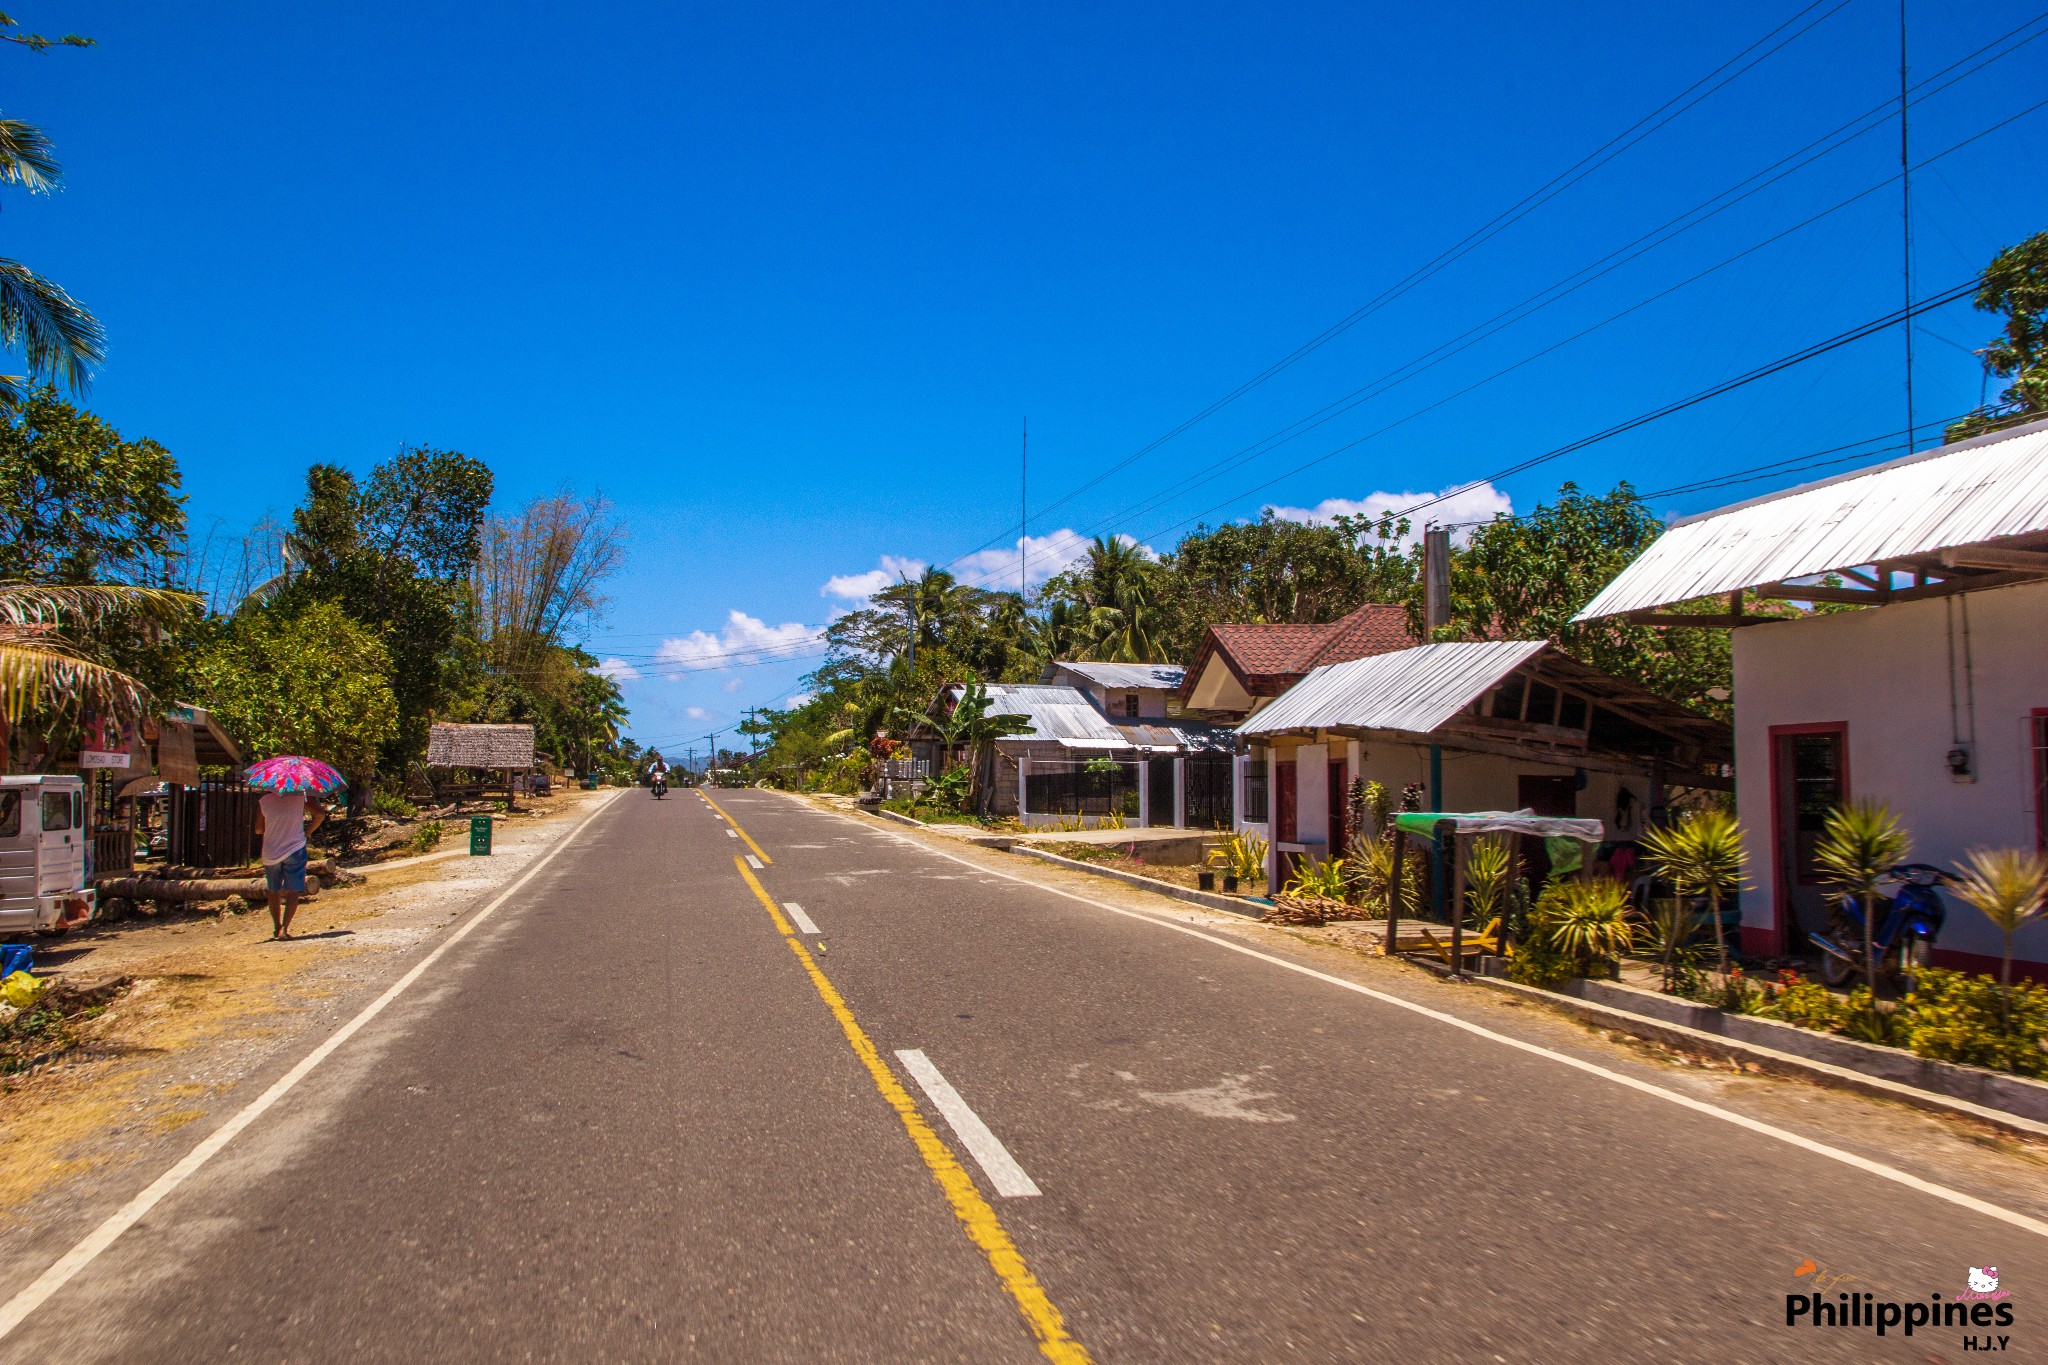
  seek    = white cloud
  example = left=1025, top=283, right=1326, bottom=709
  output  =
left=655, top=610, right=822, bottom=669
left=592, top=657, right=640, bottom=681
left=781, top=691, right=814, bottom=709
left=956, top=528, right=1155, bottom=591
left=723, top=677, right=744, bottom=692
left=685, top=706, right=707, bottom=720
left=823, top=553, right=927, bottom=603
left=1266, top=482, right=1512, bottom=545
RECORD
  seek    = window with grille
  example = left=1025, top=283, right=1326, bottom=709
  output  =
left=1243, top=759, right=1269, bottom=824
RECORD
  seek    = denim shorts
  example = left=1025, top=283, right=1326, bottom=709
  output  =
left=264, top=846, right=309, bottom=893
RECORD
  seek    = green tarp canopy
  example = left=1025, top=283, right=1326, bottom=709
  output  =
left=1392, top=809, right=1606, bottom=842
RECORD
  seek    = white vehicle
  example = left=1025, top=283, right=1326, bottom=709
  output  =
left=0, top=775, right=98, bottom=935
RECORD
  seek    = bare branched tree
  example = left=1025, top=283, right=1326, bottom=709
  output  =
left=470, top=491, right=626, bottom=678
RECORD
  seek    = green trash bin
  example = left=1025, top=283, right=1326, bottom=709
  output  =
left=469, top=815, right=493, bottom=856
left=583, top=774, right=598, bottom=790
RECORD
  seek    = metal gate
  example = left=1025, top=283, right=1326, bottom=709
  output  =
left=1146, top=757, right=1174, bottom=826
left=1184, top=752, right=1234, bottom=830
left=166, top=781, right=263, bottom=868
left=1025, top=763, right=1139, bottom=819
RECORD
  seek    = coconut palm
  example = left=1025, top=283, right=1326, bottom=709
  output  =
left=1072, top=536, right=1164, bottom=662
left=1812, top=800, right=1911, bottom=1009
left=1641, top=808, right=1747, bottom=983
left=0, top=583, right=192, bottom=720
left=0, top=115, right=104, bottom=401
left=1948, top=847, right=2048, bottom=1029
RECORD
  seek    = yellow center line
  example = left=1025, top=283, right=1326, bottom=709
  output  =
left=699, top=790, right=772, bottom=864
left=731, top=856, right=1090, bottom=1364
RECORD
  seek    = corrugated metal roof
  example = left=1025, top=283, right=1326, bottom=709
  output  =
left=1576, top=418, right=2048, bottom=620
left=1112, top=720, right=1235, bottom=752
left=1049, top=661, right=1186, bottom=690
left=964, top=684, right=1128, bottom=744
left=1236, top=641, right=1547, bottom=738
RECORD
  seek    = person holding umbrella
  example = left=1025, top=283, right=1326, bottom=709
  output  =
left=247, top=756, right=344, bottom=940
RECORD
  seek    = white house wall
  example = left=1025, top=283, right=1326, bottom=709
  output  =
left=1732, top=578, right=2048, bottom=970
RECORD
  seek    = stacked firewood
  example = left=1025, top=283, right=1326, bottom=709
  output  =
left=1264, top=894, right=1349, bottom=926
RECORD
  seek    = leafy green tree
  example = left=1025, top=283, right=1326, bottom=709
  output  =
left=282, top=447, right=493, bottom=767
left=1432, top=483, right=1732, bottom=716
left=1945, top=230, right=2048, bottom=442
left=1152, top=511, right=1414, bottom=660
left=192, top=599, right=400, bottom=783
left=0, top=387, right=184, bottom=582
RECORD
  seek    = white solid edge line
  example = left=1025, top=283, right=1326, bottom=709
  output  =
left=744, top=854, right=764, bottom=870
left=0, top=789, right=631, bottom=1343
left=895, top=1049, right=1040, bottom=1198
left=793, top=797, right=2048, bottom=1241
left=782, top=902, right=821, bottom=934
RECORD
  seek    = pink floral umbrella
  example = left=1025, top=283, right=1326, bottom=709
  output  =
left=245, top=755, right=348, bottom=795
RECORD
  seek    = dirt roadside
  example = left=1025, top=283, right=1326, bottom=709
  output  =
left=798, top=792, right=2048, bottom=1224
left=0, top=787, right=621, bottom=1240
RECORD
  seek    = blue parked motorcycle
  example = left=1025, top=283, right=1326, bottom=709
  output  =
left=1809, top=863, right=1949, bottom=988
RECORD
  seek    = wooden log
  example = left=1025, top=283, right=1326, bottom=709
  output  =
left=95, top=876, right=320, bottom=902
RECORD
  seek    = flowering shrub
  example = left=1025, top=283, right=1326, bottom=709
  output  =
left=1899, top=969, right=2048, bottom=1078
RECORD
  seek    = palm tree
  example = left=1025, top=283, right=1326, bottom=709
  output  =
left=0, top=583, right=195, bottom=758
left=1812, top=800, right=1911, bottom=1009
left=0, top=115, right=104, bottom=401
left=1948, top=847, right=2048, bottom=1029
left=1641, top=809, right=1747, bottom=983
left=1075, top=536, right=1163, bottom=662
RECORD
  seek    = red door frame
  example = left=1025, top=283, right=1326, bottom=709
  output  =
left=1763, top=721, right=1849, bottom=958
left=1275, top=761, right=1298, bottom=844
left=2033, top=708, right=2048, bottom=852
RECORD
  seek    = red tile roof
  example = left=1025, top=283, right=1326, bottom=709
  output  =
left=1182, top=604, right=1418, bottom=708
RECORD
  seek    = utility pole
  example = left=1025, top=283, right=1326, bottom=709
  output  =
left=1020, top=416, right=1029, bottom=597
left=1422, top=526, right=1451, bottom=636
left=1898, top=0, right=1916, bottom=450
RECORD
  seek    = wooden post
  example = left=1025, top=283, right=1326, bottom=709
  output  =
left=1385, top=828, right=1406, bottom=956
left=1449, top=830, right=1467, bottom=980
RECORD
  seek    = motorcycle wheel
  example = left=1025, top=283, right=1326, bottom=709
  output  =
left=1817, top=913, right=1858, bottom=987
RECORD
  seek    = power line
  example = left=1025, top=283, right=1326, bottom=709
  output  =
left=1040, top=21, right=2048, bottom=552
left=930, top=0, right=1858, bottom=573
left=941, top=33, right=2048, bottom=592
left=1048, top=93, right=2048, bottom=557
left=1389, top=278, right=1979, bottom=521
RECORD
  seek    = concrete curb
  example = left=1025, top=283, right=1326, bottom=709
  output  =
left=876, top=808, right=928, bottom=830
left=1010, top=846, right=1263, bottom=919
left=1419, top=962, right=2048, bottom=1141
left=1549, top=975, right=2048, bottom=1125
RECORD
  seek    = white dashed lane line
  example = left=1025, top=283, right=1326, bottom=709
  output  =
left=895, top=1049, right=1040, bottom=1199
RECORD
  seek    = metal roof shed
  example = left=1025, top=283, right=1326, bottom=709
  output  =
left=1575, top=417, right=2048, bottom=623
left=1237, top=641, right=1729, bottom=784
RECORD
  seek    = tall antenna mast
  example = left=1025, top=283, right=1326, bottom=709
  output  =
left=1899, top=0, right=1916, bottom=450
left=1020, top=417, right=1029, bottom=597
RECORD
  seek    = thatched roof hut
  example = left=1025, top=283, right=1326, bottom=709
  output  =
left=426, top=723, right=536, bottom=770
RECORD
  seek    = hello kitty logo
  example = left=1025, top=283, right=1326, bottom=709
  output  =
left=1961, top=1267, right=2008, bottom=1301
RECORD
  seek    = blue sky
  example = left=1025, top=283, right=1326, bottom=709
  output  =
left=11, top=1, right=2046, bottom=754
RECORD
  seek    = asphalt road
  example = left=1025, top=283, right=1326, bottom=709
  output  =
left=7, top=789, right=2042, bottom=1362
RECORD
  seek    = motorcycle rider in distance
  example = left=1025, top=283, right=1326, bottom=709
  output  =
left=647, top=752, right=670, bottom=799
